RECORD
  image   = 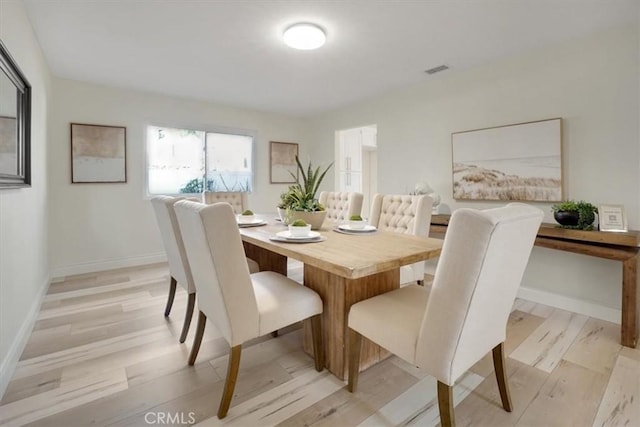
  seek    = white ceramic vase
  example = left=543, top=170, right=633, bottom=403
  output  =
left=285, top=210, right=327, bottom=230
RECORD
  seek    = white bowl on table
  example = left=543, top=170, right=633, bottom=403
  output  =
left=348, top=219, right=367, bottom=230
left=288, top=224, right=312, bottom=237
left=237, top=214, right=255, bottom=224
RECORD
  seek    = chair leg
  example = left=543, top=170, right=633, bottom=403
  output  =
left=179, top=293, right=196, bottom=343
left=218, top=345, right=242, bottom=419
left=310, top=315, right=324, bottom=372
left=164, top=277, right=177, bottom=317
left=188, top=311, right=207, bottom=366
left=437, top=381, right=455, bottom=427
left=492, top=342, right=513, bottom=412
left=347, top=328, right=362, bottom=392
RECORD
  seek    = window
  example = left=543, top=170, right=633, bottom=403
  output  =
left=146, top=125, right=253, bottom=195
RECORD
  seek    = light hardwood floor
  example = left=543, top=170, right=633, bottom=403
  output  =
left=0, top=262, right=638, bottom=426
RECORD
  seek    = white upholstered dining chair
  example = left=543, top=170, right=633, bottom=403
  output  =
left=368, top=193, right=433, bottom=285
left=151, top=196, right=259, bottom=343
left=318, top=191, right=364, bottom=222
left=347, top=204, right=543, bottom=427
left=150, top=196, right=199, bottom=343
left=202, top=191, right=247, bottom=214
left=174, top=200, right=325, bottom=419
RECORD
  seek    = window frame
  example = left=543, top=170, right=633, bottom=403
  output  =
left=144, top=123, right=256, bottom=198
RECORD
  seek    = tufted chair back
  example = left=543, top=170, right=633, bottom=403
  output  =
left=368, top=194, right=433, bottom=285
left=202, top=191, right=248, bottom=214
left=369, top=194, right=432, bottom=236
left=318, top=191, right=364, bottom=222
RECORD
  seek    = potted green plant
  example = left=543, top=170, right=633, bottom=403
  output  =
left=288, top=219, right=312, bottom=237
left=551, top=200, right=598, bottom=230
left=237, top=209, right=255, bottom=224
left=277, top=190, right=296, bottom=221
left=280, top=156, right=333, bottom=229
left=348, top=214, right=366, bottom=230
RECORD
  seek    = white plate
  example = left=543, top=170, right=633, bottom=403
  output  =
left=333, top=228, right=378, bottom=236
left=237, top=218, right=263, bottom=225
left=237, top=219, right=266, bottom=227
left=338, top=224, right=377, bottom=232
left=275, top=230, right=321, bottom=240
left=270, top=235, right=327, bottom=243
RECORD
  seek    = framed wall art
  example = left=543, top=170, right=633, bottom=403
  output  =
left=598, top=204, right=628, bottom=232
left=270, top=141, right=298, bottom=184
left=71, top=123, right=126, bottom=183
left=452, top=118, right=562, bottom=202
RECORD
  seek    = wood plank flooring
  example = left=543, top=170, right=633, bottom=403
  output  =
left=1, top=261, right=638, bottom=426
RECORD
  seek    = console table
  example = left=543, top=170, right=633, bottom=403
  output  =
left=430, top=214, right=640, bottom=348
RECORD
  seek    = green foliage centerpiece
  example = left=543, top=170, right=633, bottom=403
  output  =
left=278, top=156, right=333, bottom=230
left=551, top=200, right=598, bottom=230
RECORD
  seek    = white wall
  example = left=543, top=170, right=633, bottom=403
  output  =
left=49, top=80, right=307, bottom=277
left=307, top=24, right=639, bottom=317
left=2, top=0, right=635, bottom=402
left=0, top=0, right=52, bottom=396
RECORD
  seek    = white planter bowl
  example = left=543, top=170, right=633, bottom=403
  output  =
left=237, top=214, right=255, bottom=224
left=286, top=210, right=327, bottom=230
left=288, top=224, right=312, bottom=237
left=348, top=220, right=366, bottom=229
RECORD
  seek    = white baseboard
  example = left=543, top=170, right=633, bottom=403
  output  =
left=517, top=285, right=621, bottom=324
left=0, top=275, right=51, bottom=400
left=51, top=252, right=167, bottom=280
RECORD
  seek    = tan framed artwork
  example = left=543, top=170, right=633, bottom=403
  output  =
left=452, top=118, right=563, bottom=202
left=270, top=141, right=298, bottom=184
left=71, top=123, right=126, bottom=183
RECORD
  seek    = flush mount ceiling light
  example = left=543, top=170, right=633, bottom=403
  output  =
left=283, top=23, right=326, bottom=50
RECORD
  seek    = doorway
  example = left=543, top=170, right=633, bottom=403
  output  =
left=335, top=125, right=378, bottom=217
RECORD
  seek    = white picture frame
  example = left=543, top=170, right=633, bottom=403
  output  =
left=598, top=204, right=628, bottom=232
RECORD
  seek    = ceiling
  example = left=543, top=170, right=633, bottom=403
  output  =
left=23, top=0, right=638, bottom=117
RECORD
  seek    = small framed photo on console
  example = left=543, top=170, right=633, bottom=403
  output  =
left=598, top=204, right=627, bottom=232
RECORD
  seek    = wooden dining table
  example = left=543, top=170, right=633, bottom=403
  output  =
left=240, top=216, right=443, bottom=380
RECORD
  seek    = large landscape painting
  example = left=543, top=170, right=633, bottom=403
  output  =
left=452, top=118, right=562, bottom=202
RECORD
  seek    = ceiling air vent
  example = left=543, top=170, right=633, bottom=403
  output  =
left=425, top=65, right=449, bottom=75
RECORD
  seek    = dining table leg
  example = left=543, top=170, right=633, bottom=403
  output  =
left=242, top=242, right=287, bottom=275
left=302, top=264, right=399, bottom=380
